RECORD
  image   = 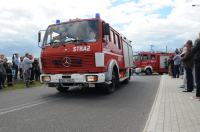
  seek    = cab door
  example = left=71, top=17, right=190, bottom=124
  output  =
left=149, top=54, right=157, bottom=71
left=141, top=54, right=149, bottom=68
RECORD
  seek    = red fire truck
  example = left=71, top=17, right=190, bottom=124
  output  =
left=38, top=14, right=133, bottom=93
left=133, top=52, right=174, bottom=75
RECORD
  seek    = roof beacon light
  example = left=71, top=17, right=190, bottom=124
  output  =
left=56, top=19, right=60, bottom=24
left=95, top=13, right=100, bottom=18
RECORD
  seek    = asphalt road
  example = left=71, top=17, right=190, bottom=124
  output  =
left=0, top=75, right=160, bottom=132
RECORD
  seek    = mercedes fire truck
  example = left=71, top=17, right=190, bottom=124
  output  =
left=38, top=14, right=133, bottom=93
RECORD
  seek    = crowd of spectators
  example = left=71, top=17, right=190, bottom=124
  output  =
left=167, top=38, right=200, bottom=100
left=0, top=53, right=41, bottom=89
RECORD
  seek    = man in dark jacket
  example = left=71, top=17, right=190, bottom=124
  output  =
left=0, top=54, right=6, bottom=89
left=182, top=40, right=194, bottom=92
left=187, top=38, right=200, bottom=99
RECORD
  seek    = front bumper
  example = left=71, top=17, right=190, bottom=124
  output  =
left=135, top=68, right=142, bottom=73
left=40, top=73, right=106, bottom=85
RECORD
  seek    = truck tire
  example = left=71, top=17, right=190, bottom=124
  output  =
left=124, top=76, right=131, bottom=84
left=56, top=85, right=69, bottom=93
left=123, top=70, right=131, bottom=84
left=145, top=68, right=152, bottom=75
left=123, top=77, right=130, bottom=84
left=105, top=71, right=117, bottom=94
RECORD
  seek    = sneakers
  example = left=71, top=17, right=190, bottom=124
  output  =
left=25, top=81, right=30, bottom=88
left=182, top=90, right=192, bottom=92
left=190, top=96, right=200, bottom=101
left=179, top=85, right=185, bottom=88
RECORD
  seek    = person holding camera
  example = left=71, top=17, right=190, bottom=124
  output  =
left=12, top=53, right=20, bottom=80
left=182, top=40, right=194, bottom=92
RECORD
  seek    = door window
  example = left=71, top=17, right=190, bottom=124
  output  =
left=142, top=55, right=148, bottom=60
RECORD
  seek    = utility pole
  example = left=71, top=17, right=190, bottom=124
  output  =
left=192, top=4, right=200, bottom=38
left=192, top=4, right=200, bottom=7
left=166, top=45, right=168, bottom=53
left=150, top=45, right=154, bottom=52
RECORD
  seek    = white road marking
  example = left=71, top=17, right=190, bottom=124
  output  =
left=0, top=102, right=39, bottom=112
left=0, top=100, right=52, bottom=115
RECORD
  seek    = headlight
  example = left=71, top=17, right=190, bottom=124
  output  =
left=86, top=75, right=98, bottom=82
left=42, top=76, right=51, bottom=82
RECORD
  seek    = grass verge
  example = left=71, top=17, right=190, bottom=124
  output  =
left=3, top=81, right=43, bottom=91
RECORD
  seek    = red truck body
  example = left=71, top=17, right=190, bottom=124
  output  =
left=38, top=15, right=133, bottom=93
left=134, top=52, right=174, bottom=75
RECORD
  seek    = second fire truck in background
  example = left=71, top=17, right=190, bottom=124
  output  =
left=133, top=52, right=174, bottom=75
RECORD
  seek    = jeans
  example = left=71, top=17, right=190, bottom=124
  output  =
left=185, top=67, right=194, bottom=92
left=30, top=68, right=35, bottom=81
left=23, top=69, right=31, bottom=82
left=171, top=65, right=174, bottom=77
left=195, top=64, right=200, bottom=97
left=182, top=68, right=186, bottom=86
left=19, top=68, right=23, bottom=79
left=174, top=65, right=180, bottom=78
left=23, top=68, right=32, bottom=87
left=14, top=67, right=18, bottom=80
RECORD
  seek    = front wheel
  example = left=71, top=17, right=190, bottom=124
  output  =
left=123, top=76, right=130, bottom=84
left=145, top=68, right=152, bottom=75
left=123, top=70, right=132, bottom=84
left=104, top=71, right=118, bottom=94
left=56, top=85, right=69, bottom=93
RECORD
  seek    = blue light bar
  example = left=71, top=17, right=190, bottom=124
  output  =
left=56, top=19, right=60, bottom=24
left=95, top=13, right=100, bottom=18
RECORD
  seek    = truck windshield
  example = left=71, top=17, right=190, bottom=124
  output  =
left=133, top=55, right=140, bottom=61
left=43, top=20, right=98, bottom=46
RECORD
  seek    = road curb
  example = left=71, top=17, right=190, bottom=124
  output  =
left=143, top=75, right=164, bottom=132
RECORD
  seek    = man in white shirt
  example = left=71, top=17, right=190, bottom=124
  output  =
left=23, top=53, right=34, bottom=87
left=19, top=57, right=24, bottom=80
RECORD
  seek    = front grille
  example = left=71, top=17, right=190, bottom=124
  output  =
left=42, top=54, right=95, bottom=70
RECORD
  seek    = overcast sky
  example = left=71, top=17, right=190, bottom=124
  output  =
left=0, top=0, right=200, bottom=57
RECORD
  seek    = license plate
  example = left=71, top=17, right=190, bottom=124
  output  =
left=61, top=78, right=74, bottom=83
left=89, top=84, right=95, bottom=88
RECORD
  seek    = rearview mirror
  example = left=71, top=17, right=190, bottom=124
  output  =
left=38, top=31, right=41, bottom=43
left=38, top=30, right=46, bottom=48
left=103, top=23, right=110, bottom=36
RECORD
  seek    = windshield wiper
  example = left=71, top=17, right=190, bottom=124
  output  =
left=47, top=38, right=88, bottom=47
left=71, top=39, right=88, bottom=44
left=46, top=41, right=64, bottom=48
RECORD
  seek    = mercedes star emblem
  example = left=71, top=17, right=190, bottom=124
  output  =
left=63, top=57, right=72, bottom=67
